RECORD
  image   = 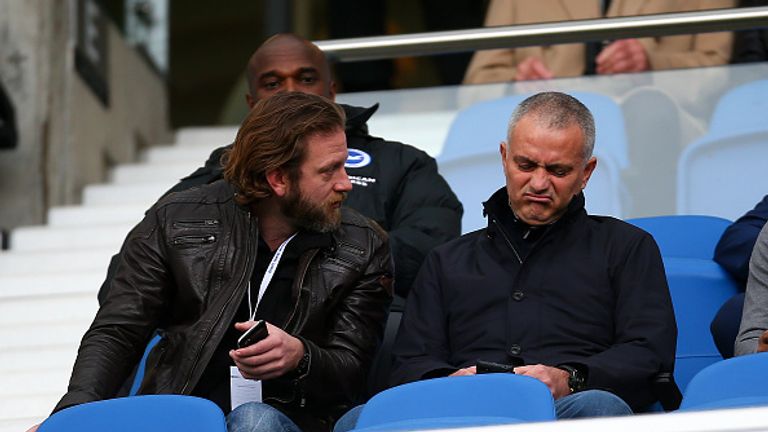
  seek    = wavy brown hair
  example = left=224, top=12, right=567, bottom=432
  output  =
left=223, top=92, right=345, bottom=206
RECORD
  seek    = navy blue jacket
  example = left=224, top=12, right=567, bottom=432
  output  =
left=391, top=188, right=677, bottom=411
left=714, top=195, right=768, bottom=287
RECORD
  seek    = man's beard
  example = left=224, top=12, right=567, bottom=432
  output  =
left=281, top=185, right=347, bottom=233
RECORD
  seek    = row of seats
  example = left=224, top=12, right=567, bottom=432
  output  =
left=39, top=349, right=768, bottom=432
left=440, top=80, right=768, bottom=232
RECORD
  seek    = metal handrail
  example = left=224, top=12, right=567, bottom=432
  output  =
left=315, top=6, right=768, bottom=62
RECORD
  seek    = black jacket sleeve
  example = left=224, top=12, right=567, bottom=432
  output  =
left=575, top=232, right=677, bottom=410
left=385, top=147, right=462, bottom=297
left=390, top=250, right=459, bottom=384
left=714, top=195, right=768, bottom=287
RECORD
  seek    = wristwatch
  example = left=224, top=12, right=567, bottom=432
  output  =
left=557, top=364, right=586, bottom=393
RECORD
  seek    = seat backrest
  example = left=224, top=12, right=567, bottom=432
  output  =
left=663, top=258, right=740, bottom=392
left=681, top=351, right=768, bottom=411
left=626, top=215, right=732, bottom=259
left=677, top=130, right=768, bottom=220
left=708, top=79, right=768, bottom=136
left=129, top=333, right=163, bottom=395
left=38, top=395, right=227, bottom=432
left=365, top=309, right=403, bottom=399
left=439, top=92, right=627, bottom=233
left=439, top=151, right=623, bottom=233
left=440, top=92, right=628, bottom=167
left=356, top=374, right=555, bottom=429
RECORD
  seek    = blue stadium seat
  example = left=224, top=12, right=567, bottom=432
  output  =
left=708, top=79, right=768, bottom=136
left=681, top=351, right=768, bottom=411
left=627, top=215, right=731, bottom=259
left=354, top=374, right=555, bottom=431
left=677, top=79, right=768, bottom=220
left=663, top=258, right=740, bottom=392
left=129, top=333, right=163, bottom=395
left=38, top=395, right=227, bottom=432
left=439, top=92, right=627, bottom=233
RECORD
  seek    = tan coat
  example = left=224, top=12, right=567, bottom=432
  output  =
left=464, top=0, right=736, bottom=84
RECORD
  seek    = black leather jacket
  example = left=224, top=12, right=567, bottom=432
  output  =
left=55, top=181, right=393, bottom=431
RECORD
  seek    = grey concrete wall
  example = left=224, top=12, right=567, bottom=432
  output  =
left=0, top=0, right=170, bottom=231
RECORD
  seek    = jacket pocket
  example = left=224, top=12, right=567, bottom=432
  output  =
left=172, top=234, right=217, bottom=246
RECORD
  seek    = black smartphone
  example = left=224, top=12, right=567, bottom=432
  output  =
left=476, top=360, right=516, bottom=374
left=236, top=320, right=269, bottom=349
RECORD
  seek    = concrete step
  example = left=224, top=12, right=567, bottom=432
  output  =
left=0, top=394, right=60, bottom=425
left=82, top=183, right=169, bottom=207
left=9, top=224, right=132, bottom=252
left=0, top=272, right=103, bottom=297
left=0, top=345, right=79, bottom=374
left=0, top=369, right=73, bottom=398
left=110, top=162, right=197, bottom=185
left=175, top=126, right=237, bottom=147
left=0, top=292, right=97, bottom=326
left=0, top=249, right=115, bottom=276
left=142, top=142, right=218, bottom=164
left=0, top=321, right=90, bottom=350
left=0, top=416, right=47, bottom=432
left=47, top=205, right=146, bottom=227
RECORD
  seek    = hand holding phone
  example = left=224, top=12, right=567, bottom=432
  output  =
left=476, top=360, right=516, bottom=374
left=237, top=320, right=269, bottom=349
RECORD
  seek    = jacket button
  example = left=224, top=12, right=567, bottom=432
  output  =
left=512, top=291, right=525, bottom=301
left=508, top=344, right=522, bottom=356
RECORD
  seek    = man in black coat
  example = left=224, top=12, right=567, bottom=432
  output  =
left=98, top=33, right=461, bottom=305
left=388, top=92, right=676, bottom=420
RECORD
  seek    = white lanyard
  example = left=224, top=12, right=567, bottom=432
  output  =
left=247, top=233, right=297, bottom=321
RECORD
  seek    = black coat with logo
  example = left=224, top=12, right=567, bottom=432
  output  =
left=149, top=104, right=462, bottom=298
left=56, top=181, right=393, bottom=432
left=391, top=188, right=677, bottom=411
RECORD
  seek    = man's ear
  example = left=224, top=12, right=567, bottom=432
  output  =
left=245, top=93, right=256, bottom=109
left=581, top=157, right=598, bottom=190
left=500, top=141, right=509, bottom=177
left=328, top=80, right=337, bottom=101
left=265, top=168, right=290, bottom=197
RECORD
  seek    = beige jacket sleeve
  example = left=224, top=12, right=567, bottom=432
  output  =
left=463, top=0, right=737, bottom=84
left=636, top=0, right=736, bottom=70
left=463, top=0, right=523, bottom=84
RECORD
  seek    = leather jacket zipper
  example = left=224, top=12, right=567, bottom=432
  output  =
left=173, top=219, right=220, bottom=228
left=180, top=212, right=256, bottom=394
left=173, top=234, right=216, bottom=245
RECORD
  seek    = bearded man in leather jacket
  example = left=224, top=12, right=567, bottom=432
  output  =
left=42, top=92, right=393, bottom=432
left=98, top=34, right=461, bottom=307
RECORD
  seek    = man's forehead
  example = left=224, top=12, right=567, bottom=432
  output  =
left=253, top=43, right=324, bottom=74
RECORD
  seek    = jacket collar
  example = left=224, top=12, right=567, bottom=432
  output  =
left=483, top=187, right=586, bottom=232
left=341, top=103, right=378, bottom=136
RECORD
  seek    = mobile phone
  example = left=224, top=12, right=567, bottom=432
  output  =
left=236, top=320, right=269, bottom=349
left=476, top=360, right=516, bottom=374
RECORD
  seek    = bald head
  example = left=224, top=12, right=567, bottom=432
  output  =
left=245, top=33, right=336, bottom=107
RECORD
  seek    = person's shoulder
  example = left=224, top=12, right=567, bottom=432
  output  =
left=585, top=214, right=656, bottom=245
left=429, top=228, right=485, bottom=258
left=155, top=179, right=235, bottom=209
left=342, top=103, right=436, bottom=163
left=340, top=207, right=388, bottom=240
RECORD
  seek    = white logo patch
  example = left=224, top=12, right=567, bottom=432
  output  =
left=349, top=176, right=377, bottom=187
left=346, top=149, right=372, bottom=169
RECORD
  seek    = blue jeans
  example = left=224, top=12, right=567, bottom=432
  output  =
left=227, top=402, right=302, bottom=432
left=555, top=390, right=633, bottom=418
left=333, top=390, right=631, bottom=432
